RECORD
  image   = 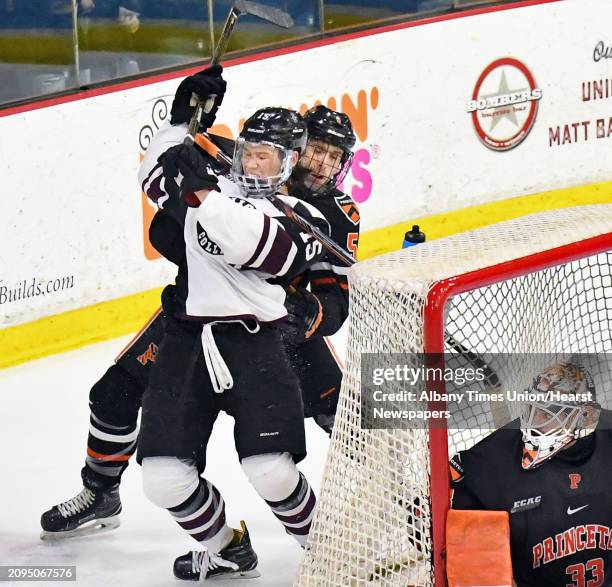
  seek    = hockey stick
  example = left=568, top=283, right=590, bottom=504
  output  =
left=443, top=333, right=500, bottom=389
left=186, top=1, right=294, bottom=140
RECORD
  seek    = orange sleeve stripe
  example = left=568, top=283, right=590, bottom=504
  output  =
left=450, top=466, right=462, bottom=482
left=319, top=386, right=336, bottom=399
left=305, top=297, right=324, bottom=339
left=87, top=448, right=132, bottom=462
left=311, top=277, right=349, bottom=290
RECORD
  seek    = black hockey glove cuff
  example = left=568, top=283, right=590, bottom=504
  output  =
left=158, top=144, right=220, bottom=207
left=170, top=65, right=227, bottom=131
left=281, top=286, right=324, bottom=345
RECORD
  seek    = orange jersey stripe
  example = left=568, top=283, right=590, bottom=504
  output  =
left=450, top=466, right=462, bottom=482
left=87, top=448, right=132, bottom=462
left=311, top=277, right=337, bottom=286
left=320, top=386, right=336, bottom=399
left=311, top=277, right=349, bottom=291
left=305, top=297, right=324, bottom=339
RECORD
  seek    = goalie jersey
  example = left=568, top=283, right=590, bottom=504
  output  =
left=450, top=411, right=612, bottom=587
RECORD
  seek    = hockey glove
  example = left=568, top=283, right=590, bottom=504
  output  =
left=158, top=144, right=219, bottom=207
left=282, top=286, right=324, bottom=345
left=170, top=65, right=226, bottom=131
left=314, top=413, right=335, bottom=436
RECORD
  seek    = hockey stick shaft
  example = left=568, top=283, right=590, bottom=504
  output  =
left=186, top=7, right=239, bottom=139
left=268, top=196, right=356, bottom=267
left=443, top=333, right=500, bottom=389
left=186, top=1, right=293, bottom=141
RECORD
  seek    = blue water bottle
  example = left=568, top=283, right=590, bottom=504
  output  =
left=402, top=225, right=426, bottom=248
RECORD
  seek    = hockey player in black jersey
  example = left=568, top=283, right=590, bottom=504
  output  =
left=450, top=361, right=612, bottom=587
left=40, top=68, right=359, bottom=575
left=279, top=105, right=358, bottom=433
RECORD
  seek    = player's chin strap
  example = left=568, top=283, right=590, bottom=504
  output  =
left=201, top=321, right=260, bottom=393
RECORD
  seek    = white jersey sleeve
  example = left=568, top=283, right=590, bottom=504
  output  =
left=138, top=120, right=189, bottom=209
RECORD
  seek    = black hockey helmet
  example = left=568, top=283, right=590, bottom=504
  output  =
left=231, top=107, right=307, bottom=197
left=297, top=105, right=356, bottom=193
left=304, top=105, right=356, bottom=152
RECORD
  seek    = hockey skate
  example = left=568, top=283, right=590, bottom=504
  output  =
left=40, top=484, right=121, bottom=540
left=173, top=521, right=260, bottom=581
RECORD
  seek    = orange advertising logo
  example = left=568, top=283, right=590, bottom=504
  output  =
left=140, top=88, right=379, bottom=261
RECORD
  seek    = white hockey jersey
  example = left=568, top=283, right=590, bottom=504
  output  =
left=138, top=121, right=330, bottom=324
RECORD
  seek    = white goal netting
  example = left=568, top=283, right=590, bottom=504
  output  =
left=296, top=204, right=612, bottom=587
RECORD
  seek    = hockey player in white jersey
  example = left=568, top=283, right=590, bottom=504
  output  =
left=136, top=107, right=327, bottom=581
left=39, top=70, right=359, bottom=573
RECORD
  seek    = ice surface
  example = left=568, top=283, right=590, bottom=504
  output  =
left=0, top=325, right=347, bottom=586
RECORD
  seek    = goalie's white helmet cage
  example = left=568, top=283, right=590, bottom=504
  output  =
left=295, top=204, right=612, bottom=587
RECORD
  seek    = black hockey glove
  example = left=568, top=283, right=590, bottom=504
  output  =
left=170, top=65, right=226, bottom=131
left=158, top=144, right=219, bottom=207
left=281, top=286, right=323, bottom=345
left=313, top=413, right=335, bottom=436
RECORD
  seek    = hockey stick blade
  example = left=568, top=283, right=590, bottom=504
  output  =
left=237, top=0, right=294, bottom=28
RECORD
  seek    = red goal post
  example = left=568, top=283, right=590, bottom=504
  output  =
left=296, top=204, right=612, bottom=587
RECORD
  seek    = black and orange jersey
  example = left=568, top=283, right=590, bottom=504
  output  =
left=287, top=185, right=360, bottom=337
left=450, top=411, right=612, bottom=587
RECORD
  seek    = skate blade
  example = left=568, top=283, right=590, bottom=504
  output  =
left=40, top=516, right=120, bottom=541
left=208, top=569, right=261, bottom=581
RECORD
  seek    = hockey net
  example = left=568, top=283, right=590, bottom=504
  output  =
left=295, top=204, right=612, bottom=587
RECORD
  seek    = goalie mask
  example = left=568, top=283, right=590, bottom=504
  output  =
left=231, top=107, right=307, bottom=198
left=296, top=105, right=356, bottom=194
left=521, top=362, right=600, bottom=470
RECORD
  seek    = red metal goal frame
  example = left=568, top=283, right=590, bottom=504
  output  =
left=423, top=232, right=612, bottom=587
